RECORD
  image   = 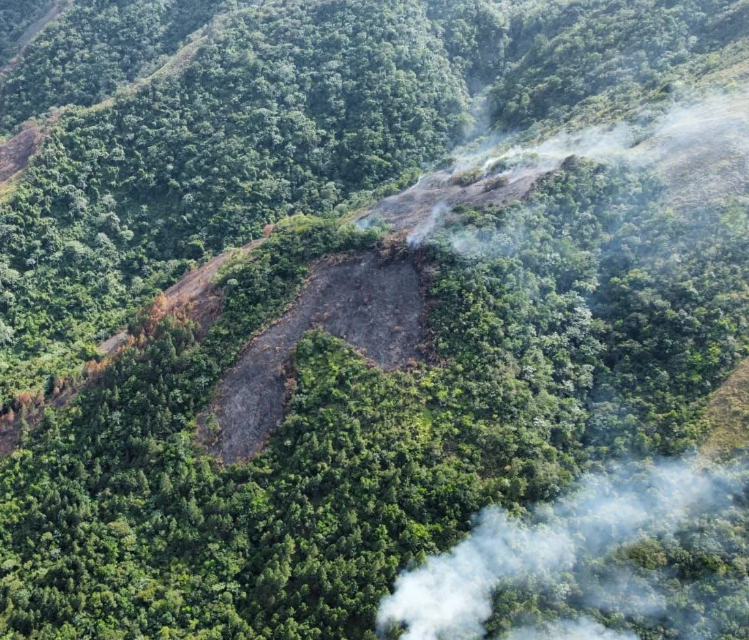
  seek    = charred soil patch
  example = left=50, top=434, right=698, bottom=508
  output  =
left=0, top=382, right=77, bottom=454
left=199, top=252, right=424, bottom=464
left=0, top=124, right=44, bottom=183
left=0, top=239, right=266, bottom=456
left=357, top=169, right=542, bottom=234
left=0, top=419, right=20, bottom=455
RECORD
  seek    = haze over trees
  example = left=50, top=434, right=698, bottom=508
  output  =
left=0, top=1, right=747, bottom=639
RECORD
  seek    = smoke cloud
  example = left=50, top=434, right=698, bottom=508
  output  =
left=407, top=202, right=450, bottom=248
left=357, top=89, right=749, bottom=246
left=504, top=122, right=633, bottom=169
left=448, top=87, right=749, bottom=199
left=376, top=460, right=741, bottom=640
left=431, top=87, right=749, bottom=258
left=504, top=617, right=640, bottom=640
left=497, top=89, right=749, bottom=203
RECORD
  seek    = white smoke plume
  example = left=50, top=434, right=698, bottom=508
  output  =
left=376, top=460, right=737, bottom=640
left=447, top=87, right=749, bottom=195
left=358, top=89, right=749, bottom=248
left=577, top=566, right=667, bottom=618
left=378, top=507, right=574, bottom=640
left=408, top=202, right=450, bottom=248
left=505, top=617, right=640, bottom=640
left=496, top=88, right=749, bottom=202
left=436, top=88, right=749, bottom=256
left=504, top=122, right=634, bottom=169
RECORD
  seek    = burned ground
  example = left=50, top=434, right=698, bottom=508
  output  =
left=0, top=239, right=265, bottom=457
left=0, top=382, right=77, bottom=454
left=357, top=168, right=542, bottom=234
left=0, top=419, right=19, bottom=456
left=0, top=124, right=43, bottom=184
left=199, top=252, right=424, bottom=464
left=98, top=238, right=264, bottom=356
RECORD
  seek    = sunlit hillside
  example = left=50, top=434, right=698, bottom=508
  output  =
left=0, top=1, right=748, bottom=638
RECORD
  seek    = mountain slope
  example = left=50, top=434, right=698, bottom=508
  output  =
left=0, top=0, right=472, bottom=405
left=0, top=0, right=239, bottom=130
left=0, top=1, right=748, bottom=639
left=493, top=0, right=749, bottom=127
left=0, top=0, right=61, bottom=68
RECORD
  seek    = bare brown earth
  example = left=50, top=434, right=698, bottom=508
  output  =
left=357, top=168, right=542, bottom=233
left=0, top=421, right=19, bottom=455
left=9, top=164, right=537, bottom=459
left=0, top=238, right=266, bottom=455
left=17, top=2, right=66, bottom=49
left=0, top=382, right=76, bottom=454
left=98, top=238, right=264, bottom=356
left=0, top=124, right=44, bottom=183
left=199, top=252, right=424, bottom=464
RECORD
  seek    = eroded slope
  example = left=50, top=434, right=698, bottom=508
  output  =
left=98, top=238, right=264, bottom=356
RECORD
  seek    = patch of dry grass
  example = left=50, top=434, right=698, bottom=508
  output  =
left=702, top=356, right=749, bottom=459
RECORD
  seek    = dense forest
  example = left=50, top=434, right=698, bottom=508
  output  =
left=0, top=0, right=473, bottom=404
left=0, top=0, right=55, bottom=67
left=492, top=0, right=749, bottom=126
left=0, top=0, right=748, bottom=639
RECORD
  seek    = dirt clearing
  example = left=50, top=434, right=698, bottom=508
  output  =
left=357, top=168, right=542, bottom=234
left=702, top=355, right=749, bottom=459
left=98, top=238, right=264, bottom=356
left=0, top=124, right=44, bottom=184
left=199, top=252, right=424, bottom=464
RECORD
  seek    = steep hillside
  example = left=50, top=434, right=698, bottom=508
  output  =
left=703, top=357, right=749, bottom=458
left=0, top=0, right=473, bottom=406
left=0, top=1, right=748, bottom=639
left=0, top=0, right=237, bottom=130
left=492, top=0, right=749, bottom=127
left=200, top=251, right=424, bottom=463
left=0, top=0, right=62, bottom=68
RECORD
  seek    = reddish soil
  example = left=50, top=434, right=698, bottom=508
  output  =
left=199, top=252, right=424, bottom=464
left=0, top=238, right=265, bottom=457
left=0, top=124, right=44, bottom=183
left=357, top=168, right=542, bottom=233
left=98, top=238, right=264, bottom=356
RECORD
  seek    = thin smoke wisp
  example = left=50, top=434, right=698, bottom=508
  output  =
left=407, top=202, right=450, bottom=248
